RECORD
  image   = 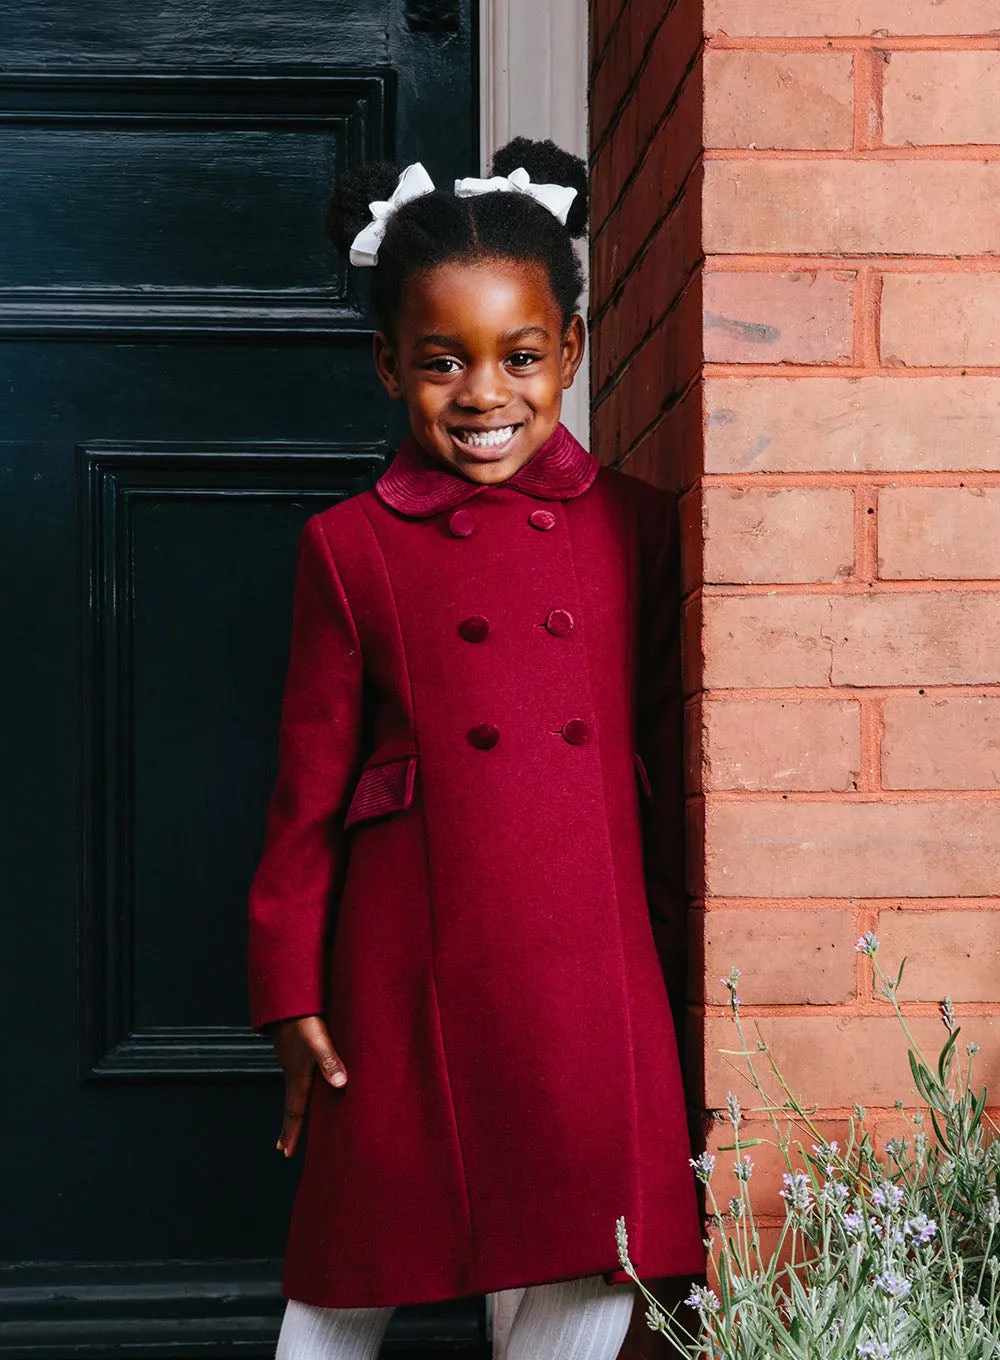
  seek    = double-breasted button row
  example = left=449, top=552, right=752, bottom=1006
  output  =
left=448, top=507, right=558, bottom=537
left=467, top=718, right=590, bottom=750
left=457, top=610, right=573, bottom=643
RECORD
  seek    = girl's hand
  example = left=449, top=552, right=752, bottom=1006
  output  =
left=271, top=1015, right=348, bottom=1158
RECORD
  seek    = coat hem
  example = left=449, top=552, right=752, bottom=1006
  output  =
left=281, top=1252, right=707, bottom=1310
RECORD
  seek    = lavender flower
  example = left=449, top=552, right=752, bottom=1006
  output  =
left=685, top=1284, right=720, bottom=1315
left=872, top=1181, right=906, bottom=1214
left=734, top=1155, right=754, bottom=1183
left=855, top=932, right=879, bottom=957
left=780, top=1172, right=814, bottom=1214
left=726, top=1091, right=742, bottom=1129
left=844, top=1210, right=865, bottom=1234
left=820, top=1179, right=849, bottom=1209
left=857, top=1342, right=892, bottom=1359
left=874, top=1270, right=912, bottom=1299
left=689, top=1152, right=716, bottom=1184
left=904, top=1213, right=937, bottom=1244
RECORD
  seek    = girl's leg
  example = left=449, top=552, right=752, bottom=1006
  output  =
left=505, top=1276, right=635, bottom=1360
left=274, top=1299, right=394, bottom=1360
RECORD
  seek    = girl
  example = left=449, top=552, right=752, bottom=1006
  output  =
left=248, top=137, right=704, bottom=1360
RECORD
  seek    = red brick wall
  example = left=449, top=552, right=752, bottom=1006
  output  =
left=591, top=0, right=1000, bottom=1235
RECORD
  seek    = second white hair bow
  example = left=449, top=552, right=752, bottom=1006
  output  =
left=454, top=167, right=578, bottom=225
left=349, top=161, right=436, bottom=267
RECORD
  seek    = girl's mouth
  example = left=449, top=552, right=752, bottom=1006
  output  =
left=450, top=424, right=521, bottom=456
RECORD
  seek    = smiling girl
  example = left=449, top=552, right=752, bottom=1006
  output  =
left=248, top=138, right=703, bottom=1360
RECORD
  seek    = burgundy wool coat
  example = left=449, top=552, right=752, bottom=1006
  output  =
left=248, top=422, right=704, bottom=1309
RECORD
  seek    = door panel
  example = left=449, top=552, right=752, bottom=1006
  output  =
left=0, top=2, right=485, bottom=1353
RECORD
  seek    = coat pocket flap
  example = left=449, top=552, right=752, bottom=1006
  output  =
left=344, top=756, right=418, bottom=829
left=633, top=751, right=652, bottom=799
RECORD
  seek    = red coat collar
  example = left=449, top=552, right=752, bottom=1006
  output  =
left=375, top=423, right=598, bottom=519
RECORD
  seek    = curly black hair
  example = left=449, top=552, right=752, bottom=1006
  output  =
left=325, top=137, right=588, bottom=336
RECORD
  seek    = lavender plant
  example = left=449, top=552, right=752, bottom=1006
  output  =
left=616, top=939, right=1000, bottom=1358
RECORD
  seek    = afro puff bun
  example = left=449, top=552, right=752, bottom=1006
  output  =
left=491, top=137, right=589, bottom=239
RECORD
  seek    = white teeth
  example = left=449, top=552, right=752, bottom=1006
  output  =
left=460, top=426, right=515, bottom=448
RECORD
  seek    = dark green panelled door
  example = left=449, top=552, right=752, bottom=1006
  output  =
left=0, top=4, right=485, bottom=1354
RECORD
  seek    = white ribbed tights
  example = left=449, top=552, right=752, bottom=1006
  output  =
left=275, top=1276, right=635, bottom=1360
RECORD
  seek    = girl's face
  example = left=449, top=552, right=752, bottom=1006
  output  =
left=373, top=258, right=586, bottom=485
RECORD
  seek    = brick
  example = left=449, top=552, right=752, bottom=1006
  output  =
left=884, top=52, right=1000, bottom=147
left=879, top=486, right=1000, bottom=580
left=704, top=161, right=1000, bottom=255
left=702, top=486, right=855, bottom=583
left=882, top=695, right=1000, bottom=789
left=700, top=907, right=856, bottom=1002
left=704, top=591, right=1000, bottom=687
left=704, top=0, right=1000, bottom=37
left=704, top=270, right=855, bottom=365
left=704, top=376, right=1000, bottom=474
left=703, top=798, right=1000, bottom=897
left=881, top=274, right=1000, bottom=368
left=703, top=594, right=831, bottom=687
left=877, top=909, right=1000, bottom=1000
left=702, top=698, right=862, bottom=791
left=699, top=1015, right=1000, bottom=1110
left=704, top=51, right=854, bottom=150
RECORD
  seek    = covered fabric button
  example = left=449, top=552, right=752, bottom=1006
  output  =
left=458, top=615, right=490, bottom=643
left=545, top=609, right=574, bottom=637
left=448, top=509, right=476, bottom=538
left=528, top=509, right=556, bottom=531
left=468, top=722, right=501, bottom=750
left=561, top=719, right=590, bottom=745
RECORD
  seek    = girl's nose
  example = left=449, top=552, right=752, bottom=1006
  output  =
left=455, top=365, right=510, bottom=411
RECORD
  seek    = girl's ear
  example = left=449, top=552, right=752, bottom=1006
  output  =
left=373, top=331, right=405, bottom=401
left=560, top=314, right=587, bottom=390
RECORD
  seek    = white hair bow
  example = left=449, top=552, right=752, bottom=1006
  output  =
left=348, top=161, right=436, bottom=267
left=454, top=166, right=578, bottom=225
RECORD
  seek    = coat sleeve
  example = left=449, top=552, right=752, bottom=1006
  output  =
left=247, top=514, right=364, bottom=1031
left=635, top=488, right=689, bottom=1036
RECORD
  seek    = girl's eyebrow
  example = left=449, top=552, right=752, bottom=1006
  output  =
left=498, top=326, right=550, bottom=344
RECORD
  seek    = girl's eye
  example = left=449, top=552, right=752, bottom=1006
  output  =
left=507, top=351, right=540, bottom=369
left=426, top=357, right=461, bottom=374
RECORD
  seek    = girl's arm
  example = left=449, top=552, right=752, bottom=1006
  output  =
left=636, top=490, right=689, bottom=1041
left=247, top=514, right=364, bottom=1032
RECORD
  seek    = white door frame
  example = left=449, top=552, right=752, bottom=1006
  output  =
left=478, top=0, right=590, bottom=450
left=478, top=5, right=590, bottom=1350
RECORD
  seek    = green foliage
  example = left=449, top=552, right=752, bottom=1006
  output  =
left=616, top=948, right=1000, bottom=1359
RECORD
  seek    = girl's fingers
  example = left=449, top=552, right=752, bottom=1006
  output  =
left=278, top=1099, right=307, bottom=1159
left=298, top=1016, right=349, bottom=1089
left=277, top=1062, right=316, bottom=1158
left=310, top=1038, right=348, bottom=1089
left=272, top=1017, right=347, bottom=1156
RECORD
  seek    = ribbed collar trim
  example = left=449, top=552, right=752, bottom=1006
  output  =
left=375, top=422, right=599, bottom=519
